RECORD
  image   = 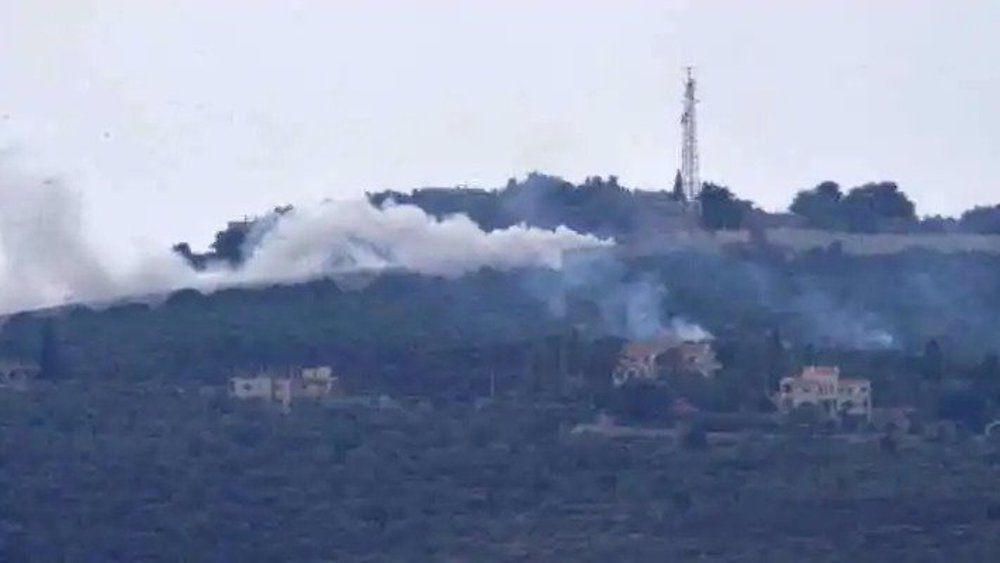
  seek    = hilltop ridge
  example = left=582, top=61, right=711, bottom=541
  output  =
left=175, top=173, right=1000, bottom=268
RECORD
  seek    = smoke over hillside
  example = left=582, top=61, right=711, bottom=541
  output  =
left=521, top=254, right=713, bottom=343
left=234, top=200, right=609, bottom=284
left=0, top=167, right=192, bottom=312
left=0, top=167, right=608, bottom=313
left=6, top=165, right=1000, bottom=356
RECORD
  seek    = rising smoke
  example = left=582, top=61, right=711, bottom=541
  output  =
left=0, top=173, right=112, bottom=310
left=521, top=252, right=713, bottom=343
left=599, top=276, right=712, bottom=342
left=235, top=199, right=609, bottom=283
left=785, top=288, right=896, bottom=350
left=0, top=165, right=954, bottom=354
left=0, top=167, right=609, bottom=313
left=0, top=167, right=193, bottom=312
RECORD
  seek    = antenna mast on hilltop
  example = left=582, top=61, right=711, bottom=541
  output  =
left=680, top=66, right=701, bottom=203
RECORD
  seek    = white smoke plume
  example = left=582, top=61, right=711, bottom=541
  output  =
left=0, top=167, right=195, bottom=312
left=0, top=174, right=113, bottom=309
left=606, top=277, right=712, bottom=342
left=667, top=317, right=713, bottom=343
left=234, top=199, right=609, bottom=283
left=0, top=167, right=609, bottom=314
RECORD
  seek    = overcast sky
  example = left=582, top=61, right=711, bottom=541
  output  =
left=1, top=1, right=998, bottom=258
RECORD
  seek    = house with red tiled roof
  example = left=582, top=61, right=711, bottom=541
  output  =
left=611, top=334, right=720, bottom=387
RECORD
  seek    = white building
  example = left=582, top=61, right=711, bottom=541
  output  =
left=777, top=366, right=872, bottom=421
left=229, top=376, right=274, bottom=400
left=229, top=365, right=341, bottom=409
left=299, top=366, right=337, bottom=398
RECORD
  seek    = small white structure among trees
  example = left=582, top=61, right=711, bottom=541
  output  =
left=229, top=365, right=341, bottom=410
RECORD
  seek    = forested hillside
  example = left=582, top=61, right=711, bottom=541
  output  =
left=4, top=384, right=1000, bottom=561
left=6, top=176, right=1000, bottom=561
left=4, top=245, right=1000, bottom=416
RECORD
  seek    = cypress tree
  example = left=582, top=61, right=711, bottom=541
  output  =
left=671, top=170, right=686, bottom=202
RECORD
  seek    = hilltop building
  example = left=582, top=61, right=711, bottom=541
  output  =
left=777, top=366, right=872, bottom=421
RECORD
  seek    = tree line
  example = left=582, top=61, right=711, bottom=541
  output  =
left=172, top=173, right=1000, bottom=268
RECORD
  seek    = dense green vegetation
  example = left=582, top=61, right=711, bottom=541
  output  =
left=789, top=181, right=916, bottom=232
left=3, top=385, right=1000, bottom=561
left=7, top=246, right=1000, bottom=375
left=4, top=246, right=1000, bottom=432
